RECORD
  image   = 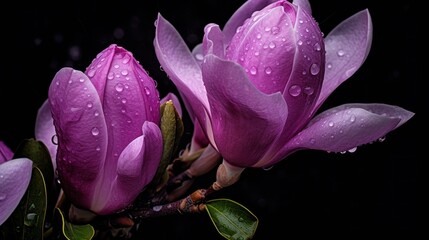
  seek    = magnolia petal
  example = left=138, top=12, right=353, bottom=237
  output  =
left=316, top=9, right=372, bottom=110
left=35, top=99, right=57, bottom=170
left=154, top=13, right=210, bottom=124
left=226, top=4, right=297, bottom=95
left=280, top=3, right=324, bottom=139
left=161, top=92, right=182, bottom=117
left=223, top=0, right=278, bottom=44
left=100, top=46, right=160, bottom=166
left=202, top=54, right=288, bottom=167
left=48, top=67, right=108, bottom=209
left=0, top=141, right=13, bottom=164
left=0, top=158, right=33, bottom=225
left=283, top=103, right=414, bottom=155
left=96, top=122, right=162, bottom=214
left=203, top=24, right=225, bottom=58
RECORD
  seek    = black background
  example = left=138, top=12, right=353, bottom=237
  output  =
left=0, top=0, right=420, bottom=239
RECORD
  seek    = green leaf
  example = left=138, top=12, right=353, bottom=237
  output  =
left=1, top=166, right=47, bottom=240
left=151, top=100, right=184, bottom=188
left=53, top=208, right=95, bottom=240
left=205, top=198, right=259, bottom=240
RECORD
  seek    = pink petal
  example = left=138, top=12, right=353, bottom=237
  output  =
left=0, top=158, right=33, bottom=225
left=154, top=13, right=212, bottom=139
left=203, top=24, right=225, bottom=58
left=202, top=54, right=288, bottom=167
left=223, top=0, right=278, bottom=44
left=284, top=103, right=414, bottom=155
left=97, top=122, right=162, bottom=214
left=0, top=141, right=13, bottom=164
left=315, top=9, right=372, bottom=110
left=35, top=99, right=57, bottom=170
left=48, top=67, right=108, bottom=209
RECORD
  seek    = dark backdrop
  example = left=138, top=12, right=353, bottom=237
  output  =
left=0, top=0, right=420, bottom=239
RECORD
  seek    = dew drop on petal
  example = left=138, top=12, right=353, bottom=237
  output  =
left=0, top=193, right=6, bottom=201
left=347, top=147, right=357, bottom=153
left=310, top=63, right=320, bottom=75
left=303, top=86, right=314, bottom=95
left=337, top=50, right=345, bottom=57
left=115, top=83, right=124, bottom=92
left=250, top=66, right=258, bottom=75
left=91, top=127, right=100, bottom=136
left=288, top=85, right=301, bottom=97
left=264, top=67, right=272, bottom=75
left=121, top=70, right=128, bottom=76
left=87, top=69, right=96, bottom=77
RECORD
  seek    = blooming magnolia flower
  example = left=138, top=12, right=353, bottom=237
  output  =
left=45, top=44, right=163, bottom=215
left=154, top=0, right=414, bottom=187
left=0, top=141, right=33, bottom=225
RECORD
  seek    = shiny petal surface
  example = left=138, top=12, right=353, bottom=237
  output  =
left=315, top=9, right=372, bottom=110
left=35, top=99, right=57, bottom=169
left=223, top=0, right=278, bottom=44
left=48, top=67, right=108, bottom=209
left=202, top=54, right=288, bottom=167
left=283, top=103, right=414, bottom=155
left=154, top=13, right=210, bottom=123
left=0, top=158, right=33, bottom=225
left=95, top=122, right=162, bottom=214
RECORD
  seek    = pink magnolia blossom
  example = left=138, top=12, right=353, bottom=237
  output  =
left=44, top=44, right=163, bottom=215
left=154, top=0, right=414, bottom=186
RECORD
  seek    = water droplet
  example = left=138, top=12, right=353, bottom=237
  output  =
left=337, top=50, right=345, bottom=57
left=238, top=217, right=244, bottom=222
left=121, top=70, right=128, bottom=76
left=96, top=146, right=101, bottom=151
left=114, top=64, right=119, bottom=69
left=87, top=69, right=96, bottom=77
left=328, top=121, right=334, bottom=127
left=327, top=63, right=332, bottom=69
left=303, top=86, right=314, bottom=95
left=115, top=83, right=124, bottom=92
left=310, top=63, right=320, bottom=75
left=87, top=102, right=93, bottom=108
left=91, top=127, right=100, bottom=136
left=254, top=51, right=260, bottom=56
left=297, top=40, right=303, bottom=46
left=79, top=78, right=85, bottom=83
left=271, top=26, right=280, bottom=34
left=264, top=26, right=271, bottom=32
left=347, top=147, right=357, bottom=153
left=94, top=111, right=100, bottom=117
left=144, top=86, right=151, bottom=95
left=121, top=98, right=127, bottom=104
left=152, top=205, right=162, bottom=211
left=250, top=66, right=257, bottom=75
left=378, top=136, right=386, bottom=142
left=105, top=72, right=113, bottom=80
left=313, top=42, right=321, bottom=51
left=269, top=42, right=276, bottom=49
left=24, top=213, right=38, bottom=227
left=309, top=138, right=316, bottom=144
left=256, top=33, right=262, bottom=39
left=264, top=67, right=272, bottom=75
left=51, top=134, right=58, bottom=145
left=195, top=53, right=204, bottom=61
left=349, top=115, right=356, bottom=123
left=0, top=193, right=6, bottom=201
left=288, top=85, right=301, bottom=97
left=122, top=55, right=130, bottom=64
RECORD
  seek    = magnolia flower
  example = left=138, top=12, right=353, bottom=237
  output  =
left=154, top=0, right=414, bottom=187
left=0, top=141, right=33, bottom=225
left=45, top=44, right=163, bottom=215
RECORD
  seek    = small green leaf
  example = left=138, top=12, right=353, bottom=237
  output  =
left=53, top=208, right=95, bottom=240
left=1, top=166, right=47, bottom=240
left=205, top=198, right=259, bottom=240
